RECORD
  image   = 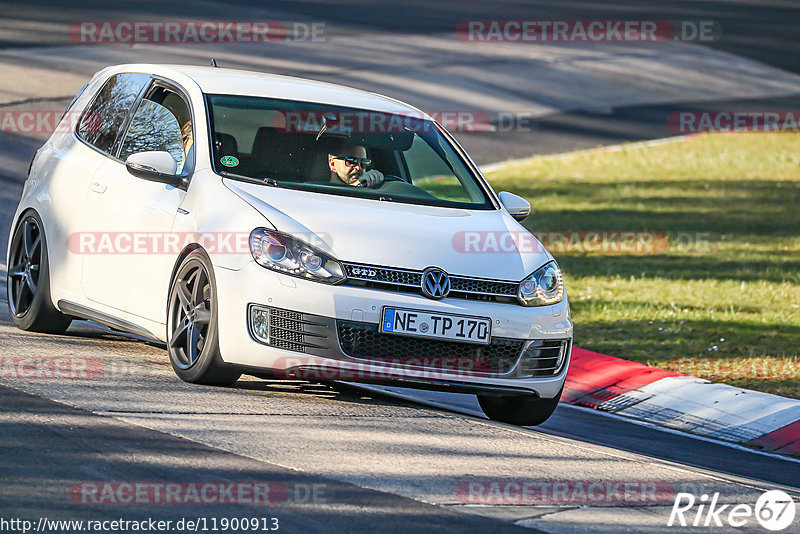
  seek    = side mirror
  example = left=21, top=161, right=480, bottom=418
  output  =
left=498, top=191, right=532, bottom=222
left=125, top=151, right=182, bottom=186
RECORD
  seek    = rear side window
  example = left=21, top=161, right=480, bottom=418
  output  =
left=77, top=73, right=150, bottom=155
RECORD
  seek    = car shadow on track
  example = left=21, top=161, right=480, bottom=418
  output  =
left=0, top=302, right=420, bottom=409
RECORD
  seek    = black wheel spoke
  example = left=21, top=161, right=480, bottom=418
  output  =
left=191, top=269, right=207, bottom=306
left=23, top=220, right=35, bottom=258
left=186, top=324, right=196, bottom=362
left=8, top=263, right=25, bottom=278
left=14, top=279, right=26, bottom=310
left=30, top=234, right=41, bottom=257
left=170, top=318, right=191, bottom=348
left=176, top=278, right=193, bottom=314
left=24, top=271, right=37, bottom=293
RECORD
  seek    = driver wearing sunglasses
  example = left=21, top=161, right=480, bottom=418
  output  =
left=328, top=143, right=384, bottom=188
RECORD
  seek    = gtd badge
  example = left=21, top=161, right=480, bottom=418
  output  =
left=352, top=268, right=377, bottom=277
left=421, top=267, right=451, bottom=299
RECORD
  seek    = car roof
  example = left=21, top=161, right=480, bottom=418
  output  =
left=111, top=64, right=422, bottom=115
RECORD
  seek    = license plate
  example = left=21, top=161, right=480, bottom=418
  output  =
left=380, top=307, right=491, bottom=345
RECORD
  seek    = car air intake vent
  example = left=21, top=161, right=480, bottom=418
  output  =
left=518, top=339, right=571, bottom=378
left=337, top=320, right=525, bottom=375
left=250, top=306, right=333, bottom=354
left=268, top=308, right=306, bottom=352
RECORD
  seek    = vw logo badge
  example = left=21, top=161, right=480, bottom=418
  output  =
left=421, top=267, right=451, bottom=299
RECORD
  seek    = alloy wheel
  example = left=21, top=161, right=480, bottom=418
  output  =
left=8, top=216, right=42, bottom=318
left=168, top=260, right=212, bottom=369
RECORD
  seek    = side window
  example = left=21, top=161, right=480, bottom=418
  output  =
left=77, top=73, right=150, bottom=155
left=119, top=86, right=193, bottom=174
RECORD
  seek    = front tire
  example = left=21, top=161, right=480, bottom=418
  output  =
left=166, top=251, right=241, bottom=386
left=477, top=388, right=562, bottom=426
left=7, top=211, right=72, bottom=334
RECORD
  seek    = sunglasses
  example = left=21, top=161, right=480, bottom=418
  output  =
left=332, top=156, right=372, bottom=168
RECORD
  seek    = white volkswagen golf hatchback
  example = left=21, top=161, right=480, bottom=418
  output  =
left=8, top=64, right=573, bottom=426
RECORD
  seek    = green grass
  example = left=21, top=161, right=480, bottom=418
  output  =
left=486, top=133, right=800, bottom=398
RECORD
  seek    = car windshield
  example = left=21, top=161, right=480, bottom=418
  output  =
left=206, top=95, right=494, bottom=209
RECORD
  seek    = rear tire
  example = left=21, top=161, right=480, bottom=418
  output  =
left=477, top=387, right=562, bottom=426
left=7, top=210, right=72, bottom=334
left=166, top=251, right=241, bottom=386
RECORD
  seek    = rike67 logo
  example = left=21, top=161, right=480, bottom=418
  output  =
left=668, top=490, right=796, bottom=531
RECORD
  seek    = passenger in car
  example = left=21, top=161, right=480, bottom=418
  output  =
left=327, top=142, right=384, bottom=188
left=181, top=120, right=193, bottom=156
left=174, top=120, right=193, bottom=174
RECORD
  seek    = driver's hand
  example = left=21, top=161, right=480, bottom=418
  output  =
left=357, top=169, right=384, bottom=188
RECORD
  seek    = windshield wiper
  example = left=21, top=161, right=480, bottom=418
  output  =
left=219, top=169, right=283, bottom=188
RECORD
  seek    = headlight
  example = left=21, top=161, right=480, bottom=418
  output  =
left=249, top=228, right=345, bottom=284
left=517, top=261, right=564, bottom=306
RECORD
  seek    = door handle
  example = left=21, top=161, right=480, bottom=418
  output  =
left=90, top=181, right=107, bottom=194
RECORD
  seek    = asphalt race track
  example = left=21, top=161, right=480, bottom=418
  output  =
left=1, top=1, right=799, bottom=532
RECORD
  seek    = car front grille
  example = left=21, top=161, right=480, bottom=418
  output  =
left=343, top=264, right=421, bottom=287
left=342, top=262, right=519, bottom=302
left=337, top=320, right=526, bottom=375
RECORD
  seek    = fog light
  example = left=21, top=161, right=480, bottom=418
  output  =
left=250, top=305, right=270, bottom=343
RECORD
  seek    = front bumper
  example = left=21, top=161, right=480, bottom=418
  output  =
left=214, top=261, right=573, bottom=399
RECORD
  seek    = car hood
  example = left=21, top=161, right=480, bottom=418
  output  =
left=225, top=179, right=552, bottom=281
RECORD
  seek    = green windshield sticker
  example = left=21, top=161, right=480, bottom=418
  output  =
left=220, top=155, right=239, bottom=167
